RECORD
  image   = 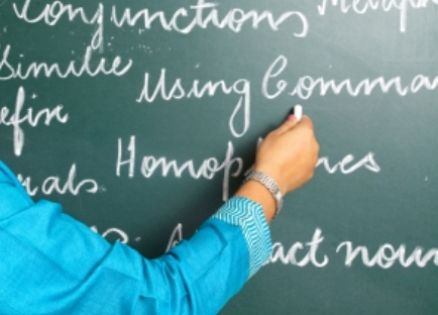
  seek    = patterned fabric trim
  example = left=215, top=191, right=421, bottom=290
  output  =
left=211, top=197, right=272, bottom=278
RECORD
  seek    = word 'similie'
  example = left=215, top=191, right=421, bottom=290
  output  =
left=0, top=45, right=132, bottom=81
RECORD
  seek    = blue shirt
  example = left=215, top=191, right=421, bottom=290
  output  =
left=0, top=161, right=272, bottom=315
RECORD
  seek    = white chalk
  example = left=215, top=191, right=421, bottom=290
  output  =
left=294, top=104, right=303, bottom=121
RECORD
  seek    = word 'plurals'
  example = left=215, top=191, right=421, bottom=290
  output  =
left=18, top=163, right=100, bottom=197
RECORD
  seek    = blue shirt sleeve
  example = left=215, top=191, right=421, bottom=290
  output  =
left=0, top=161, right=272, bottom=315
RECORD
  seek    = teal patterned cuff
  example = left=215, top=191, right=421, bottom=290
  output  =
left=211, top=196, right=273, bottom=278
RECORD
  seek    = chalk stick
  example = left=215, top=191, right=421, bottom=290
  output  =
left=289, top=104, right=303, bottom=121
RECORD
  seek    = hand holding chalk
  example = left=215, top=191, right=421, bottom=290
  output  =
left=237, top=105, right=319, bottom=222
left=268, top=104, right=304, bottom=136
left=252, top=105, right=319, bottom=194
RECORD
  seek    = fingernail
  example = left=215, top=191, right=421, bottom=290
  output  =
left=288, top=115, right=296, bottom=121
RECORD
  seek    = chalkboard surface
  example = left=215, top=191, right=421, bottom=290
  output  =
left=1, top=1, right=437, bottom=314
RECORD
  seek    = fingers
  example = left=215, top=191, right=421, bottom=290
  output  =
left=275, top=115, right=314, bottom=136
left=299, top=116, right=314, bottom=130
left=298, top=116, right=319, bottom=162
left=275, top=115, right=301, bottom=134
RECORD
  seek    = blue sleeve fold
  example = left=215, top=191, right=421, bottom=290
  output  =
left=0, top=161, right=272, bottom=315
left=210, top=196, right=273, bottom=278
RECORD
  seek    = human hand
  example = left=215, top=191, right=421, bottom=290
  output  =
left=254, top=115, right=319, bottom=195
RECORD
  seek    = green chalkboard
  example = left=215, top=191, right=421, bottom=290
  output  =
left=1, top=1, right=438, bottom=314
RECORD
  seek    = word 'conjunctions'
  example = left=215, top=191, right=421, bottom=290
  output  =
left=13, top=0, right=308, bottom=50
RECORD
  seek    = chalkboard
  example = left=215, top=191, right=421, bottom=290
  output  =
left=1, top=1, right=437, bottom=314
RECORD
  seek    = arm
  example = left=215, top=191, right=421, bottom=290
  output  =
left=0, top=116, right=318, bottom=315
left=0, top=163, right=267, bottom=315
left=143, top=114, right=321, bottom=311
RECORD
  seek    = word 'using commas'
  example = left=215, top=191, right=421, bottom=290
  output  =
left=318, top=0, right=438, bottom=32
left=0, top=86, right=69, bottom=157
left=13, top=0, right=309, bottom=50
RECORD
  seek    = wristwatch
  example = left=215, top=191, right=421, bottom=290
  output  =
left=245, top=170, right=283, bottom=220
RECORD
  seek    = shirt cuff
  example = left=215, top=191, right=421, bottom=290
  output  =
left=210, top=196, right=272, bottom=278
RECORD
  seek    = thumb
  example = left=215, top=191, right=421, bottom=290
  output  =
left=275, top=115, right=300, bottom=134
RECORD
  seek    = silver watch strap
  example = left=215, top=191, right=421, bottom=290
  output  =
left=245, top=170, right=283, bottom=219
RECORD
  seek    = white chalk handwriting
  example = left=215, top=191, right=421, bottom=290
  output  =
left=17, top=163, right=100, bottom=197
left=136, top=68, right=251, bottom=138
left=266, top=228, right=329, bottom=267
left=337, top=241, right=438, bottom=268
left=116, top=136, right=243, bottom=201
left=116, top=136, right=381, bottom=202
left=91, top=225, right=129, bottom=244
left=109, top=223, right=438, bottom=270
left=262, top=55, right=438, bottom=100
left=0, top=86, right=69, bottom=157
left=317, top=0, right=438, bottom=33
left=112, top=0, right=308, bottom=37
left=13, top=0, right=104, bottom=50
left=0, top=44, right=132, bottom=80
left=13, top=0, right=308, bottom=50
left=317, top=152, right=381, bottom=174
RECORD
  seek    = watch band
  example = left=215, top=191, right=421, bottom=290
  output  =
left=245, top=170, right=283, bottom=220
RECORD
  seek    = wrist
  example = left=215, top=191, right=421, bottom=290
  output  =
left=253, top=164, right=287, bottom=195
left=235, top=181, right=276, bottom=224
